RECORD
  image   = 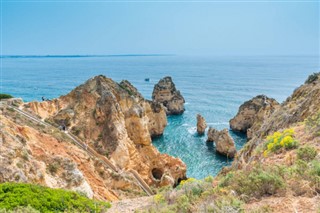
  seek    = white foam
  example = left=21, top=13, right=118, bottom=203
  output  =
left=187, top=126, right=197, bottom=134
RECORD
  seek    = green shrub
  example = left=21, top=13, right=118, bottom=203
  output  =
left=150, top=177, right=214, bottom=212
left=178, top=178, right=207, bottom=199
left=310, top=160, right=320, bottom=177
left=154, top=194, right=165, bottom=204
left=47, top=163, right=59, bottom=174
left=290, top=159, right=320, bottom=188
left=297, top=146, right=317, bottom=162
left=305, top=72, right=320, bottom=84
left=306, top=112, right=320, bottom=128
left=156, top=185, right=171, bottom=194
left=0, top=94, right=13, bottom=100
left=221, top=167, right=285, bottom=198
left=208, top=195, right=244, bottom=213
left=305, top=112, right=320, bottom=136
left=219, top=172, right=234, bottom=187
left=21, top=150, right=29, bottom=161
left=0, top=205, right=40, bottom=213
left=248, top=204, right=272, bottom=213
left=292, top=159, right=309, bottom=176
left=118, top=83, right=135, bottom=96
left=309, top=160, right=320, bottom=188
left=176, top=195, right=190, bottom=212
left=0, top=183, right=111, bottom=212
left=204, top=176, right=214, bottom=183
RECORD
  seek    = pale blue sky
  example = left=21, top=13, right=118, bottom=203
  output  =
left=1, top=1, right=319, bottom=56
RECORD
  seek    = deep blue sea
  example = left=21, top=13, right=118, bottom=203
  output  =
left=2, top=55, right=319, bottom=179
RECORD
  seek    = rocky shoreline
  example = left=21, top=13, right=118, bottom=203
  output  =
left=0, top=75, right=188, bottom=201
left=138, top=72, right=320, bottom=213
left=1, top=72, right=319, bottom=213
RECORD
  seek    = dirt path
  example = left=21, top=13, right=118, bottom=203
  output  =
left=108, top=196, right=153, bottom=213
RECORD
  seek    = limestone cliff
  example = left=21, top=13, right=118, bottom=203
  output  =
left=234, top=73, right=320, bottom=165
left=0, top=105, right=143, bottom=201
left=23, top=76, right=186, bottom=188
left=137, top=73, right=320, bottom=213
left=152, top=76, right=185, bottom=115
left=229, top=95, right=280, bottom=140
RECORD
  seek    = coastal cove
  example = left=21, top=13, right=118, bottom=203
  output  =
left=2, top=55, right=318, bottom=179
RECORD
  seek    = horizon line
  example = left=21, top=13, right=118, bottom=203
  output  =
left=0, top=54, right=175, bottom=58
left=0, top=53, right=319, bottom=59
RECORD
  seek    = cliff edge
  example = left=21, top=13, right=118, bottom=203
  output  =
left=138, top=72, right=320, bottom=213
left=0, top=75, right=187, bottom=203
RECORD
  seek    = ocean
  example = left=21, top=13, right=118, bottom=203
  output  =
left=2, top=55, right=319, bottom=179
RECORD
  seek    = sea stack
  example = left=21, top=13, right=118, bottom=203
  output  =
left=207, top=127, right=236, bottom=158
left=23, top=75, right=186, bottom=187
left=152, top=76, right=185, bottom=115
left=229, top=95, right=279, bottom=139
left=196, top=114, right=207, bottom=135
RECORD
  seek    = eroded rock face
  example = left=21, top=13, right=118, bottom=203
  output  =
left=197, top=114, right=207, bottom=135
left=152, top=76, right=185, bottom=115
left=229, top=95, right=280, bottom=139
left=207, top=127, right=218, bottom=142
left=145, top=101, right=168, bottom=138
left=0, top=109, right=142, bottom=201
left=233, top=73, right=320, bottom=166
left=24, top=75, right=186, bottom=187
left=207, top=128, right=236, bottom=158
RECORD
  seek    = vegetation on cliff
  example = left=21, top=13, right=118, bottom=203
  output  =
left=305, top=72, right=320, bottom=84
left=140, top=73, right=320, bottom=213
left=263, top=128, right=298, bottom=156
left=1, top=73, right=319, bottom=212
left=0, top=94, right=13, bottom=100
left=0, top=183, right=111, bottom=212
left=143, top=125, right=319, bottom=212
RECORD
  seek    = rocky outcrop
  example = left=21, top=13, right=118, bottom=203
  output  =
left=5, top=98, right=23, bottom=106
left=229, top=95, right=280, bottom=139
left=196, top=114, right=207, bottom=135
left=207, top=127, right=216, bottom=142
left=207, top=127, right=237, bottom=158
left=0, top=107, right=144, bottom=201
left=23, top=75, right=186, bottom=188
left=152, top=77, right=185, bottom=115
left=145, top=101, right=167, bottom=138
left=234, top=73, right=320, bottom=165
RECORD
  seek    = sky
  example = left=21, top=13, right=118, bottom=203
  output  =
left=1, top=1, right=319, bottom=56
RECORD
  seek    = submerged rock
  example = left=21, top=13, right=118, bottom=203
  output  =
left=152, top=76, right=185, bottom=115
left=196, top=114, right=207, bottom=135
left=229, top=95, right=279, bottom=139
left=207, top=127, right=236, bottom=158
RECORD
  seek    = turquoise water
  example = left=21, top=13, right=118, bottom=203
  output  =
left=2, top=55, right=319, bottom=178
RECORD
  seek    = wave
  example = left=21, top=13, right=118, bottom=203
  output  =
left=187, top=126, right=197, bottom=135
